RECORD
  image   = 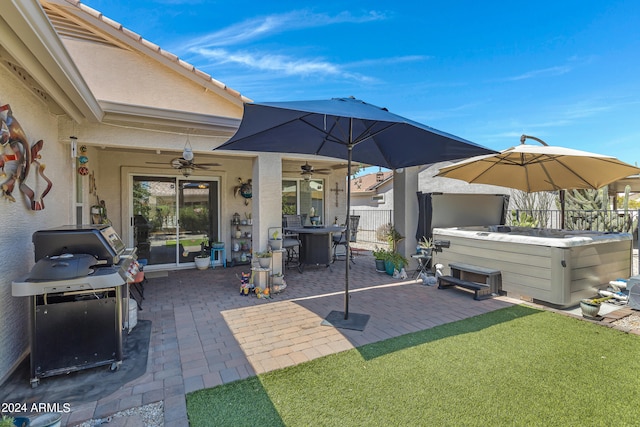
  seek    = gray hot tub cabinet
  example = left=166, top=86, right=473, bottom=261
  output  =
left=433, top=226, right=633, bottom=307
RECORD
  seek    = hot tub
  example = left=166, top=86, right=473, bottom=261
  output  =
left=432, top=225, right=633, bottom=307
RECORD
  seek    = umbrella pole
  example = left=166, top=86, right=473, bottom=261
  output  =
left=344, top=128, right=353, bottom=320
left=560, top=190, right=565, bottom=229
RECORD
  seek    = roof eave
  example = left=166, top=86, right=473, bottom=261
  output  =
left=47, top=0, right=251, bottom=107
left=2, top=0, right=102, bottom=122
left=100, top=100, right=241, bottom=135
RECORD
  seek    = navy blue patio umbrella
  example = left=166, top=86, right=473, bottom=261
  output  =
left=215, top=97, right=496, bottom=326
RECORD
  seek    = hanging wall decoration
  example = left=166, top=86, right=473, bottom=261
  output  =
left=233, top=178, right=252, bottom=205
left=77, top=145, right=89, bottom=175
left=21, top=139, right=53, bottom=210
left=1, top=103, right=53, bottom=210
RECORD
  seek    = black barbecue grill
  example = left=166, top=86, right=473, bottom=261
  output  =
left=12, top=225, right=137, bottom=387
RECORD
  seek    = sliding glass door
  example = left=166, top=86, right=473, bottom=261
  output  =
left=282, top=178, right=324, bottom=225
left=132, top=176, right=219, bottom=267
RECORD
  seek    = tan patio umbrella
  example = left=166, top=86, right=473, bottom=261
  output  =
left=436, top=135, right=640, bottom=193
left=436, top=135, right=640, bottom=228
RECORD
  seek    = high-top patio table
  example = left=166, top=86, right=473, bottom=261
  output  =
left=284, top=225, right=344, bottom=272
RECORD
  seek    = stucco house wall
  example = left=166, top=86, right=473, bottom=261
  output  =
left=350, top=179, right=394, bottom=210
left=0, top=64, right=75, bottom=382
left=62, top=38, right=243, bottom=118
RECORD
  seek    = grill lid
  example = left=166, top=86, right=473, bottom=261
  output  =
left=27, top=253, right=97, bottom=282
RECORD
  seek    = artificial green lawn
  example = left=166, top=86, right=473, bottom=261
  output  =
left=187, top=305, right=640, bottom=426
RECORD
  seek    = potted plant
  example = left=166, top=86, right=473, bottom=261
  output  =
left=376, top=224, right=408, bottom=275
left=372, top=247, right=389, bottom=273
left=377, top=222, right=404, bottom=252
left=272, top=272, right=284, bottom=285
left=255, top=250, right=272, bottom=268
left=0, top=416, right=15, bottom=427
left=418, top=236, right=434, bottom=256
left=385, top=251, right=408, bottom=276
left=194, top=242, right=210, bottom=270
left=579, top=296, right=613, bottom=318
left=272, top=272, right=287, bottom=293
left=269, top=228, right=282, bottom=250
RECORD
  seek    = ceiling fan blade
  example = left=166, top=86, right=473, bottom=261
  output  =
left=171, top=158, right=189, bottom=168
left=194, top=162, right=221, bottom=167
left=146, top=161, right=170, bottom=165
left=192, top=164, right=211, bottom=169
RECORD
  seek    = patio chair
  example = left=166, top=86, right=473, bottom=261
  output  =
left=332, top=215, right=359, bottom=265
left=282, top=215, right=302, bottom=269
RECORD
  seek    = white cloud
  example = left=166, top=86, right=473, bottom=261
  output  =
left=345, top=55, right=431, bottom=68
left=179, top=9, right=388, bottom=82
left=183, top=10, right=386, bottom=49
left=193, top=47, right=375, bottom=82
left=501, top=65, right=572, bottom=81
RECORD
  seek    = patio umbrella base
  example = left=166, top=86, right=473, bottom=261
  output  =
left=322, top=310, right=370, bottom=331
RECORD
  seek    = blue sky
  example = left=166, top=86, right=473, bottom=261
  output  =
left=82, top=0, right=640, bottom=167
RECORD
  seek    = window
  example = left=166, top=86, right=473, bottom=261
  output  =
left=282, top=179, right=324, bottom=224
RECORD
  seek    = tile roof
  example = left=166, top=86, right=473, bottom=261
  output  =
left=351, top=171, right=393, bottom=193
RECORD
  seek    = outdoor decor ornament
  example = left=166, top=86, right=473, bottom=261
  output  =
left=233, top=178, right=252, bottom=205
left=1, top=103, right=53, bottom=209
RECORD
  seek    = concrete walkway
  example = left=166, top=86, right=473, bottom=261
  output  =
left=59, top=252, right=631, bottom=426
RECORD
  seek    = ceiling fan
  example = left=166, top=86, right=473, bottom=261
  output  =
left=146, top=134, right=222, bottom=177
left=285, top=161, right=347, bottom=180
left=146, top=158, right=221, bottom=177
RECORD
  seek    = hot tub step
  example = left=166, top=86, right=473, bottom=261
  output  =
left=438, top=276, right=494, bottom=300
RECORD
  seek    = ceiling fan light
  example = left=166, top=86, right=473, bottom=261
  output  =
left=182, top=133, right=194, bottom=160
left=182, top=166, right=193, bottom=177
left=183, top=147, right=194, bottom=161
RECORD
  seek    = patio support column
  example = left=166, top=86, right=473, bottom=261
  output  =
left=252, top=153, right=283, bottom=252
left=393, top=166, right=419, bottom=258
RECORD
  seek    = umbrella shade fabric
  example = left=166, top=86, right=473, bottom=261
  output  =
left=435, top=143, right=640, bottom=193
left=216, top=97, right=495, bottom=169
left=215, top=97, right=495, bottom=322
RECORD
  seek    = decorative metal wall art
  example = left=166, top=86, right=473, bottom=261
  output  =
left=1, top=103, right=52, bottom=210
left=233, top=178, right=252, bottom=205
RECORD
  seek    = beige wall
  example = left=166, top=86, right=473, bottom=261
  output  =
left=0, top=65, right=75, bottom=382
left=62, top=39, right=242, bottom=118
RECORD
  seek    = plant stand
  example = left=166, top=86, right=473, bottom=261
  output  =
left=271, top=249, right=286, bottom=293
left=210, top=246, right=226, bottom=268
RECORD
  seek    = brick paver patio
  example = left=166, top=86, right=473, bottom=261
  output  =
left=60, top=253, right=523, bottom=425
